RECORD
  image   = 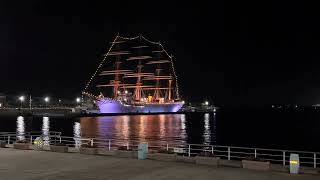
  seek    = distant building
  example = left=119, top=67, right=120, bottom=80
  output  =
left=0, top=93, right=6, bottom=108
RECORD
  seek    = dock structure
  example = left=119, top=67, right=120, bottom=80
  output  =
left=0, top=147, right=318, bottom=180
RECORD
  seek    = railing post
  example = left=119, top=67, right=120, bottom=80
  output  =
left=7, top=135, right=10, bottom=145
left=283, top=151, right=286, bottom=166
left=126, top=142, right=129, bottom=150
left=108, top=140, right=111, bottom=151
left=166, top=144, right=169, bottom=151
left=254, top=149, right=257, bottom=158
left=90, top=139, right=94, bottom=146
left=228, top=147, right=231, bottom=160
left=59, top=137, right=62, bottom=143
left=211, top=146, right=214, bottom=154
left=30, top=136, right=33, bottom=143
left=188, top=145, right=191, bottom=157
left=314, top=153, right=317, bottom=168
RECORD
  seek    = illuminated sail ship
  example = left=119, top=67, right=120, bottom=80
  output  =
left=83, top=34, right=184, bottom=113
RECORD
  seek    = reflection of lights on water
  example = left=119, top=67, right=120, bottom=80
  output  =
left=74, top=122, right=81, bottom=137
left=17, top=116, right=25, bottom=140
left=212, top=112, right=217, bottom=143
left=122, top=116, right=129, bottom=140
left=203, top=113, right=211, bottom=144
left=42, top=117, right=50, bottom=145
left=139, top=116, right=146, bottom=140
left=73, top=122, right=81, bottom=148
left=180, top=114, right=186, bottom=130
left=159, top=114, right=166, bottom=139
left=180, top=114, right=186, bottom=141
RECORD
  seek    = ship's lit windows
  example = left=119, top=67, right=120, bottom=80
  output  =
left=159, top=98, right=164, bottom=103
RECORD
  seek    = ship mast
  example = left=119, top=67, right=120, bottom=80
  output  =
left=168, top=76, right=172, bottom=101
left=154, top=68, right=161, bottom=101
left=95, top=38, right=133, bottom=98
left=154, top=43, right=161, bottom=101
left=112, top=60, right=121, bottom=98
left=134, top=63, right=143, bottom=101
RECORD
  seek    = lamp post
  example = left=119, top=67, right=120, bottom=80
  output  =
left=44, top=97, right=49, bottom=108
left=19, top=96, right=25, bottom=108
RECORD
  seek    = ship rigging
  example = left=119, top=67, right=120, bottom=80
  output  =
left=83, top=34, right=184, bottom=113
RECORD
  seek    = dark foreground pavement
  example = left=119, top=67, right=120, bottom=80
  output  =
left=0, top=148, right=318, bottom=180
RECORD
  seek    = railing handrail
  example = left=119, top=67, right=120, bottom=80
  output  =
left=0, top=132, right=319, bottom=155
left=187, top=143, right=320, bottom=155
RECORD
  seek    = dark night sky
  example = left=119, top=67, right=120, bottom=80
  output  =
left=1, top=1, right=320, bottom=107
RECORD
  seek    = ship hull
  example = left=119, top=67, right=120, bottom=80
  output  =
left=96, top=99, right=183, bottom=113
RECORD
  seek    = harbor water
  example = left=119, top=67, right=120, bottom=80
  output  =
left=0, top=108, right=319, bottom=151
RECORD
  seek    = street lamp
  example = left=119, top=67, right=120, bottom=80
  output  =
left=19, top=96, right=25, bottom=108
left=44, top=97, right=49, bottom=108
left=76, top=97, right=81, bottom=106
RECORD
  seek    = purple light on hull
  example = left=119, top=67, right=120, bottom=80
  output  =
left=96, top=99, right=183, bottom=113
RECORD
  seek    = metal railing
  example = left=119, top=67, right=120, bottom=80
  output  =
left=0, top=132, right=319, bottom=168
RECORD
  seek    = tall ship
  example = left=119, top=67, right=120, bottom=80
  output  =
left=83, top=34, right=184, bottom=113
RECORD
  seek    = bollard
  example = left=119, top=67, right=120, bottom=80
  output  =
left=138, top=143, right=148, bottom=160
left=289, top=153, right=300, bottom=174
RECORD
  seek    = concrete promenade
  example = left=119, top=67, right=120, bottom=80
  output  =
left=0, top=148, right=318, bottom=180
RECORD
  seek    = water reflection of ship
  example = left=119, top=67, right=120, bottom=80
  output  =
left=14, top=114, right=217, bottom=146
left=78, top=115, right=188, bottom=147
